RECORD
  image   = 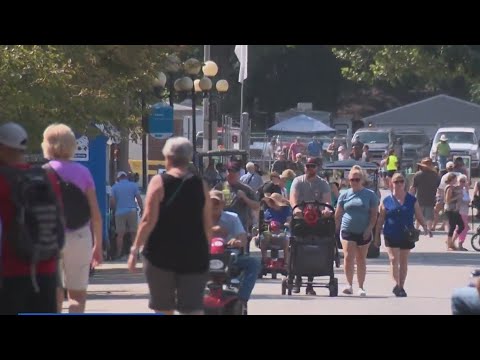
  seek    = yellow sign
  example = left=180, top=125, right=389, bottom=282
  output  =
left=128, top=159, right=165, bottom=177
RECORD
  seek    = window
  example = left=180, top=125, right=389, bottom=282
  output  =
left=434, top=132, right=475, bottom=144
left=354, top=132, right=390, bottom=144
left=400, top=134, right=428, bottom=145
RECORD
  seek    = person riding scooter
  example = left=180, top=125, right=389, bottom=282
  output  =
left=210, top=190, right=261, bottom=310
left=259, top=193, right=292, bottom=267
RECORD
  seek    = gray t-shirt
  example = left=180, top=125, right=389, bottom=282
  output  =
left=222, top=181, right=257, bottom=231
left=290, top=175, right=331, bottom=204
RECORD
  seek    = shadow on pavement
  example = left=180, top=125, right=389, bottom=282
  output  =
left=87, top=290, right=149, bottom=301
left=251, top=294, right=319, bottom=301
left=251, top=294, right=390, bottom=300
left=89, top=268, right=146, bottom=285
left=366, top=251, right=479, bottom=267
left=403, top=252, right=480, bottom=267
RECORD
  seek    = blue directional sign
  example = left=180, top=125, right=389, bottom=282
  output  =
left=148, top=102, right=174, bottom=139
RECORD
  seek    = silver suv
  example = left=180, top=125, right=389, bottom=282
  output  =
left=396, top=130, right=431, bottom=169
left=352, top=128, right=395, bottom=162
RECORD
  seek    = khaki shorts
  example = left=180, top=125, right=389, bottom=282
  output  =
left=56, top=257, right=65, bottom=289
left=62, top=225, right=93, bottom=291
left=115, top=210, right=138, bottom=233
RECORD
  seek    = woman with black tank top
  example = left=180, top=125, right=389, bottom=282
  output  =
left=128, top=137, right=212, bottom=315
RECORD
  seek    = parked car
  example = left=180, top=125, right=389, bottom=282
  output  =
left=396, top=129, right=431, bottom=169
left=430, top=127, right=480, bottom=171
left=352, top=127, right=395, bottom=163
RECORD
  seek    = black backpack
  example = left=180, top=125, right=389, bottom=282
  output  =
left=44, top=164, right=91, bottom=230
left=0, top=166, right=65, bottom=291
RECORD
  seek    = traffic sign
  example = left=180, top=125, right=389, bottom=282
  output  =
left=148, top=102, right=174, bottom=139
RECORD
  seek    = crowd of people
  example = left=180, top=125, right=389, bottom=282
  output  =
left=0, top=122, right=478, bottom=315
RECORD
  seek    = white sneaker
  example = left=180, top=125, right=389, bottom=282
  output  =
left=342, top=286, right=353, bottom=295
left=358, top=288, right=366, bottom=297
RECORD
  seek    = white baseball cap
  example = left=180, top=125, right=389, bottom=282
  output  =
left=117, top=171, right=128, bottom=178
left=0, top=122, right=28, bottom=150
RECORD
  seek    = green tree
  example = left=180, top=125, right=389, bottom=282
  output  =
left=0, top=45, right=195, bottom=148
left=332, top=45, right=480, bottom=101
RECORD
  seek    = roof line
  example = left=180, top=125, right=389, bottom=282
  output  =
left=363, top=94, right=480, bottom=121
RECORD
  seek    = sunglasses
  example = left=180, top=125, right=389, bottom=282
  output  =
left=349, top=178, right=361, bottom=182
left=306, top=164, right=317, bottom=169
left=393, top=179, right=405, bottom=184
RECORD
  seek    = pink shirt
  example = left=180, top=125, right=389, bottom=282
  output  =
left=289, top=143, right=303, bottom=161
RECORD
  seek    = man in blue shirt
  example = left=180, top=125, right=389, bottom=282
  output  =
left=307, top=136, right=323, bottom=158
left=110, top=171, right=144, bottom=259
left=240, top=162, right=264, bottom=191
left=210, top=190, right=261, bottom=308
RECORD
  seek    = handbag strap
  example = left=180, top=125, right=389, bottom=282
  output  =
left=164, top=173, right=194, bottom=208
left=389, top=194, right=410, bottom=230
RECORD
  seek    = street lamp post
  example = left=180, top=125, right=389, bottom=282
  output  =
left=158, top=56, right=229, bottom=156
left=199, top=61, right=229, bottom=151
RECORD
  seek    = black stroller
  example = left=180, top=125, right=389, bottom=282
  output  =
left=281, top=201, right=339, bottom=297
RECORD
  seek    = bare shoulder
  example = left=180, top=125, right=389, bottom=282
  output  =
left=148, top=174, right=163, bottom=191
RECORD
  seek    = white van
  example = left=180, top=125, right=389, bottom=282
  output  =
left=430, top=127, right=480, bottom=169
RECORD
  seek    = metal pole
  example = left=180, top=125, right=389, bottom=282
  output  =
left=168, top=76, right=174, bottom=108
left=208, top=95, right=214, bottom=150
left=191, top=86, right=197, bottom=160
left=203, top=45, right=211, bottom=152
left=141, top=93, right=148, bottom=190
left=240, top=81, right=244, bottom=121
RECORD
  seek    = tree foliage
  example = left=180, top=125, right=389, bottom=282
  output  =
left=0, top=45, right=194, bottom=148
left=331, top=45, right=480, bottom=101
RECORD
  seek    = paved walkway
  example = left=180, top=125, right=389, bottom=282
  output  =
left=83, top=188, right=479, bottom=314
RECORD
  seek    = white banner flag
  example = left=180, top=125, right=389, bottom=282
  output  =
left=234, top=45, right=248, bottom=84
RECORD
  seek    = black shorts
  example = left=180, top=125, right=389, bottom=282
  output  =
left=384, top=236, right=415, bottom=250
left=0, top=274, right=58, bottom=315
left=387, top=170, right=396, bottom=178
left=341, top=230, right=371, bottom=247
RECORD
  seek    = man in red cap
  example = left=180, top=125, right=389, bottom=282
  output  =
left=289, top=157, right=332, bottom=295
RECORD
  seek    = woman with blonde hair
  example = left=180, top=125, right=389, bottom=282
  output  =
left=335, top=166, right=379, bottom=296
left=41, top=124, right=103, bottom=313
left=281, top=169, right=296, bottom=198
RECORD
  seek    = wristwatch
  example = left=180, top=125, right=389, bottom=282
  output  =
left=130, top=246, right=139, bottom=256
